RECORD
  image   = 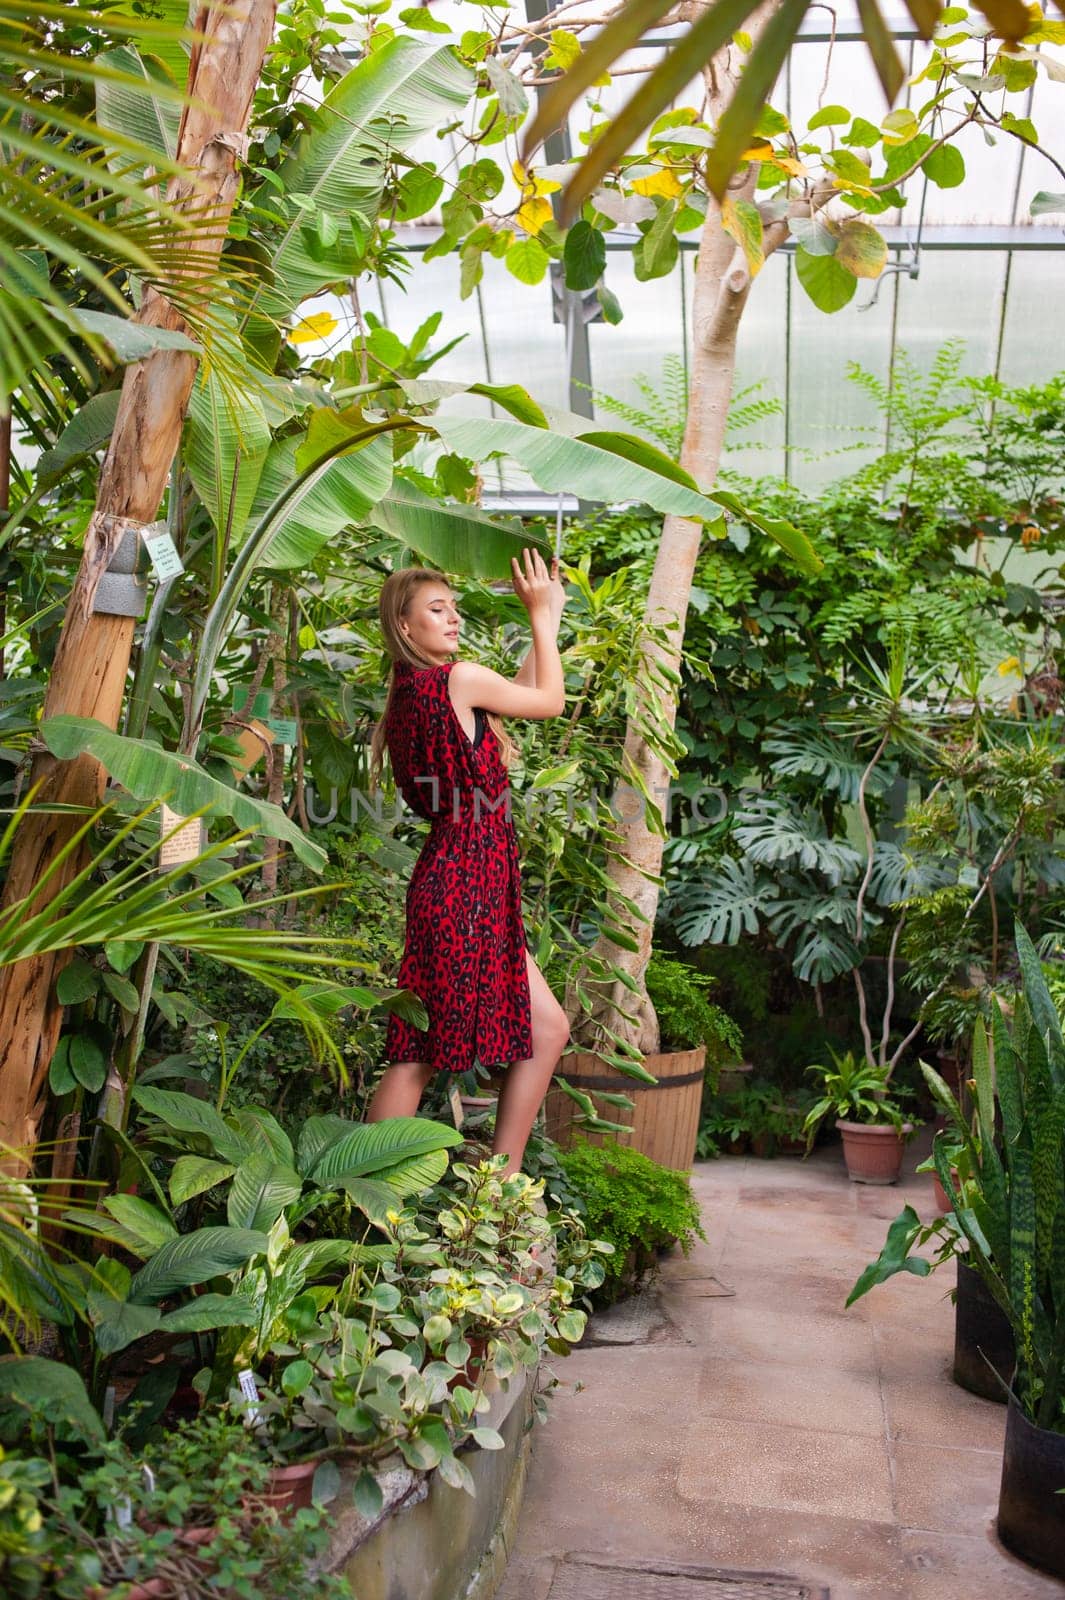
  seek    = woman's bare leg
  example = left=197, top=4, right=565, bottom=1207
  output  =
left=492, top=953, right=570, bottom=1176
left=365, top=1059, right=436, bottom=1122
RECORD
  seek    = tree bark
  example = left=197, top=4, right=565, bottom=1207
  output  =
left=0, top=0, right=277, bottom=1159
left=570, top=15, right=804, bottom=1056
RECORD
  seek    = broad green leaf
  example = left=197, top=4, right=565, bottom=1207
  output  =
left=56, top=958, right=99, bottom=1005
left=506, top=236, right=550, bottom=285
left=38, top=718, right=325, bottom=873
left=808, top=104, right=850, bottom=130
left=169, top=1155, right=237, bottom=1207
left=133, top=1086, right=249, bottom=1165
left=430, top=415, right=727, bottom=522
left=101, top=1195, right=177, bottom=1253
left=794, top=246, right=857, bottom=313
left=87, top=1293, right=161, bottom=1356
left=309, top=1116, right=461, bottom=1186
left=921, top=144, right=965, bottom=187
left=95, top=46, right=180, bottom=165
left=129, top=1226, right=269, bottom=1304
left=563, top=219, right=606, bottom=291
left=49, top=305, right=198, bottom=362
left=70, top=1034, right=107, bottom=1092
left=845, top=1205, right=930, bottom=1306
left=296, top=1114, right=353, bottom=1178
left=369, top=478, right=536, bottom=581
left=226, top=1155, right=303, bottom=1232
left=241, top=431, right=393, bottom=570
left=184, top=370, right=271, bottom=545
left=0, top=1357, right=105, bottom=1445
left=36, top=391, right=120, bottom=488
left=158, top=1293, right=259, bottom=1334
left=229, top=1107, right=294, bottom=1166
left=249, top=38, right=472, bottom=322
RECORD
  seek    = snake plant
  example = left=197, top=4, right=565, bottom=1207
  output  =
left=848, top=923, right=1065, bottom=1434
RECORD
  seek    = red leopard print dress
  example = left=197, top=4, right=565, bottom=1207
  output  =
left=382, top=660, right=533, bottom=1074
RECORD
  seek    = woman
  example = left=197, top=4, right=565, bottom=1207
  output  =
left=366, top=546, right=571, bottom=1176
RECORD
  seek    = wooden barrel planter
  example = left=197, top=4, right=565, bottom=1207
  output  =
left=544, top=1046, right=706, bottom=1171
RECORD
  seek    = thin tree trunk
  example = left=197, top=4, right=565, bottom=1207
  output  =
left=571, top=10, right=814, bottom=1055
left=0, top=0, right=277, bottom=1159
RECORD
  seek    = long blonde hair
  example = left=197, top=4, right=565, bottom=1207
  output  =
left=369, top=567, right=517, bottom=794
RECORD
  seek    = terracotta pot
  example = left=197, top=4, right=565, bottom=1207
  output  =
left=932, top=1165, right=960, bottom=1213
left=750, top=1132, right=776, bottom=1160
left=953, top=1256, right=1014, bottom=1402
left=835, top=1119, right=912, bottom=1185
left=997, top=1394, right=1065, bottom=1579
left=260, top=1458, right=318, bottom=1514
left=447, top=1335, right=489, bottom=1392
left=717, top=1061, right=754, bottom=1099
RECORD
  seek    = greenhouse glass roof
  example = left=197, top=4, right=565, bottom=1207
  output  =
left=304, top=3, right=1065, bottom=496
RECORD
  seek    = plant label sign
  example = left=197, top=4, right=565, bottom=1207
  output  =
left=159, top=804, right=204, bottom=870
left=141, top=521, right=185, bottom=582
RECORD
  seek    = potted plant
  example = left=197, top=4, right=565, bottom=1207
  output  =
left=34, top=1411, right=347, bottom=1600
left=846, top=926, right=1064, bottom=1578
left=802, top=1048, right=917, bottom=1184
left=547, top=951, right=743, bottom=1171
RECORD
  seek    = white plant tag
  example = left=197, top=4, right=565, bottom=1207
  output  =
left=141, top=521, right=184, bottom=581
left=449, top=1082, right=465, bottom=1130
left=114, top=1495, right=133, bottom=1529
left=238, top=1368, right=261, bottom=1423
left=159, top=804, right=204, bottom=870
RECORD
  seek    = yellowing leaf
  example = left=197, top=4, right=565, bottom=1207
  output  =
left=517, top=195, right=553, bottom=234
left=721, top=195, right=764, bottom=276
left=834, top=219, right=887, bottom=278
left=544, top=28, right=581, bottom=71
left=287, top=313, right=338, bottom=345
left=512, top=159, right=560, bottom=197
left=741, top=142, right=775, bottom=161
left=772, top=155, right=809, bottom=177
left=997, top=656, right=1021, bottom=675
left=631, top=167, right=683, bottom=198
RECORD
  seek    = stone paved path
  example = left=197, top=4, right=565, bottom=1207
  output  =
left=498, top=1136, right=1065, bottom=1600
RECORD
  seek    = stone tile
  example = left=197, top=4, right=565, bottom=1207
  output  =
left=882, top=1375, right=1008, bottom=1452
left=495, top=1553, right=556, bottom=1600
left=687, top=1300, right=880, bottom=1375
left=892, top=1441, right=1003, bottom=1534
left=695, top=1356, right=885, bottom=1437
left=901, top=1528, right=1065, bottom=1600
left=714, top=1265, right=874, bottom=1324
left=676, top=1418, right=896, bottom=1523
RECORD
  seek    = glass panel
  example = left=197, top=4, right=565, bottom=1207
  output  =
left=997, top=253, right=1065, bottom=385
left=787, top=246, right=895, bottom=489
left=892, top=249, right=1007, bottom=379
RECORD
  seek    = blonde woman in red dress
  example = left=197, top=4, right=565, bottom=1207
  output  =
left=367, top=547, right=570, bottom=1176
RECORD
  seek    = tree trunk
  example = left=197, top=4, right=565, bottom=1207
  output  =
left=0, top=0, right=277, bottom=1159
left=571, top=17, right=796, bottom=1056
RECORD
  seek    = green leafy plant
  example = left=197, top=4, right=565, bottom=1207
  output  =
left=801, top=1048, right=914, bottom=1150
left=644, top=951, right=744, bottom=1073
left=848, top=925, right=1065, bottom=1435
left=36, top=1410, right=349, bottom=1600
left=556, top=1140, right=705, bottom=1305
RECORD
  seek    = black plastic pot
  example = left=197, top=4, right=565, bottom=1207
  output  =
left=997, top=1395, right=1065, bottom=1579
left=952, top=1256, right=1014, bottom=1402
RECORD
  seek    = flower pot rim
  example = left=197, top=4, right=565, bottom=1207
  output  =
left=835, top=1117, right=914, bottom=1135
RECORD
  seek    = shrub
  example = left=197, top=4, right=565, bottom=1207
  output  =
left=557, top=1140, right=706, bottom=1305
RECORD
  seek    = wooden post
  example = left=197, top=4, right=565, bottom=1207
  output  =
left=0, top=0, right=278, bottom=1158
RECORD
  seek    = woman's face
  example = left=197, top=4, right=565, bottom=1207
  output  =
left=399, top=582, right=461, bottom=663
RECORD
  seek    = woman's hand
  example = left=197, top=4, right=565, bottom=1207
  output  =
left=511, top=547, right=565, bottom=624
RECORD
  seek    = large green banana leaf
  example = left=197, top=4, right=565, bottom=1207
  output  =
left=38, top=716, right=325, bottom=872
left=185, top=369, right=271, bottom=548
left=94, top=44, right=181, bottom=165
left=241, top=431, right=393, bottom=569
left=226, top=1154, right=303, bottom=1233
left=248, top=37, right=473, bottom=325
left=370, top=479, right=538, bottom=581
